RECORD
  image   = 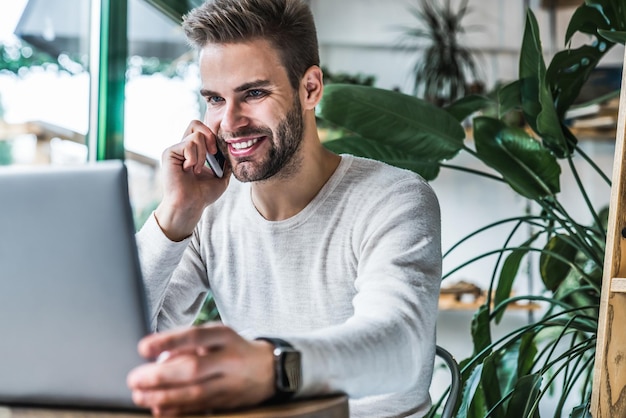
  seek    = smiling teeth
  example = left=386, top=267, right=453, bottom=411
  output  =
left=232, top=138, right=259, bottom=150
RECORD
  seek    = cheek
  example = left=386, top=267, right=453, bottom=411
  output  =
left=203, top=109, right=221, bottom=133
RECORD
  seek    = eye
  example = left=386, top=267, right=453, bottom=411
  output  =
left=246, top=89, right=268, bottom=99
left=206, top=95, right=224, bottom=105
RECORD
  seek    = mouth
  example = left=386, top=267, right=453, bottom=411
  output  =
left=228, top=136, right=267, bottom=156
left=231, top=137, right=260, bottom=150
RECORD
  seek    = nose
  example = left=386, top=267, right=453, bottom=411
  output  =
left=219, top=101, right=248, bottom=133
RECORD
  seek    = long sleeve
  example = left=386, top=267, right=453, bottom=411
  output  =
left=281, top=176, right=441, bottom=416
left=136, top=214, right=208, bottom=331
left=137, top=155, right=441, bottom=417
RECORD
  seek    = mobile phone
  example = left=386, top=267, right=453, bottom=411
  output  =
left=205, top=148, right=227, bottom=178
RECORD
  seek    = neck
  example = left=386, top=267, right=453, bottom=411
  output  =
left=250, top=127, right=341, bottom=221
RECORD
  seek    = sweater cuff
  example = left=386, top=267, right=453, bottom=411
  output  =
left=276, top=336, right=334, bottom=398
left=137, top=212, right=193, bottom=254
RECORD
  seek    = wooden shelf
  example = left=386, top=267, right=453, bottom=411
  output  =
left=439, top=281, right=541, bottom=311
left=439, top=293, right=541, bottom=311
left=610, top=277, right=626, bottom=293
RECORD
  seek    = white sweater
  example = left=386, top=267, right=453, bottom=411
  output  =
left=136, top=154, right=442, bottom=418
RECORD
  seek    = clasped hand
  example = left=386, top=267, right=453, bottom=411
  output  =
left=127, top=323, right=275, bottom=417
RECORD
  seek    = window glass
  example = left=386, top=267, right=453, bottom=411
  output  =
left=0, top=0, right=201, bottom=229
left=125, top=0, right=200, bottom=228
left=0, top=0, right=90, bottom=167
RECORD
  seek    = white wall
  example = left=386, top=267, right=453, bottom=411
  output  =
left=310, top=0, right=624, bottom=93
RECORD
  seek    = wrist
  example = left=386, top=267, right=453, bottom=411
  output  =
left=255, top=337, right=302, bottom=402
left=154, top=203, right=202, bottom=242
left=253, top=339, right=279, bottom=400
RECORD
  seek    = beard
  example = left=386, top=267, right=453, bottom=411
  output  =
left=218, top=96, right=304, bottom=183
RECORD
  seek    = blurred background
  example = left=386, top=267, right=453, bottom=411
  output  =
left=0, top=0, right=203, bottom=227
left=1, top=1, right=623, bottom=414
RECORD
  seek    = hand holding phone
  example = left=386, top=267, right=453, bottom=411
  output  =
left=205, top=148, right=227, bottom=178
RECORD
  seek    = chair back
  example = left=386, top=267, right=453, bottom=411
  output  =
left=435, top=345, right=462, bottom=418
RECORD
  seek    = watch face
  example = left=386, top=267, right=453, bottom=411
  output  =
left=280, top=349, right=302, bottom=392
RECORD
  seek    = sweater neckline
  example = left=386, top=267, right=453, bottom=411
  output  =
left=243, top=154, right=353, bottom=229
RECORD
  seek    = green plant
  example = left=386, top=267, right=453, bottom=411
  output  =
left=194, top=294, right=220, bottom=325
left=0, top=141, right=12, bottom=165
left=0, top=39, right=194, bottom=78
left=399, top=0, right=483, bottom=105
left=321, top=66, right=376, bottom=87
left=0, top=42, right=69, bottom=75
left=316, top=1, right=626, bottom=416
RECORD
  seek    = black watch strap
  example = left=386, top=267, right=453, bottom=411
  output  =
left=256, top=337, right=302, bottom=402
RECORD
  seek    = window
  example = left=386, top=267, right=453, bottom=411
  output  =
left=0, top=0, right=91, bottom=166
left=124, top=0, right=201, bottom=228
left=0, top=0, right=202, bottom=228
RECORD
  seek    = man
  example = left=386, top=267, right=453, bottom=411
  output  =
left=126, top=0, right=442, bottom=417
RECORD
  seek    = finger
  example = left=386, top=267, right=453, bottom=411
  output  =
left=186, top=120, right=219, bottom=171
left=128, top=350, right=221, bottom=390
left=132, top=375, right=241, bottom=413
left=138, top=323, right=233, bottom=359
left=187, top=120, right=219, bottom=154
left=131, top=377, right=219, bottom=408
left=183, top=138, right=206, bottom=174
left=177, top=133, right=213, bottom=177
left=184, top=119, right=214, bottom=139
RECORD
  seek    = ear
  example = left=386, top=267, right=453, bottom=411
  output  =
left=300, top=65, right=324, bottom=110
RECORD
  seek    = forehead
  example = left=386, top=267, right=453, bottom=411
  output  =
left=198, top=39, right=290, bottom=90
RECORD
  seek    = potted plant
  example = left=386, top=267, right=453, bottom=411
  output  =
left=399, top=0, right=483, bottom=105
left=316, top=0, right=626, bottom=416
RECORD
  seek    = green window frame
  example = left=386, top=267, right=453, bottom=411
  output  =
left=92, top=0, right=201, bottom=161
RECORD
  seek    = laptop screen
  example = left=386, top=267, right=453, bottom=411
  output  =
left=0, top=161, right=150, bottom=410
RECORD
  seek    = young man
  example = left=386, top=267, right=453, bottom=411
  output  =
left=126, top=0, right=442, bottom=417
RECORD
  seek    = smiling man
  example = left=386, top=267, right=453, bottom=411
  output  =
left=126, top=1, right=442, bottom=417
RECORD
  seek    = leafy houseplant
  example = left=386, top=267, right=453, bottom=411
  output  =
left=316, top=1, right=626, bottom=416
left=399, top=0, right=483, bottom=106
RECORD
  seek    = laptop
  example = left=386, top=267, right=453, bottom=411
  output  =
left=0, top=160, right=150, bottom=410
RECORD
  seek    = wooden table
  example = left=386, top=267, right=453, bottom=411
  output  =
left=0, top=395, right=348, bottom=418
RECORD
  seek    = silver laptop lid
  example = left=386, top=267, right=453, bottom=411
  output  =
left=0, top=160, right=150, bottom=410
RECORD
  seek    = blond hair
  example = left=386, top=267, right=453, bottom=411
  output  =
left=182, top=0, right=320, bottom=90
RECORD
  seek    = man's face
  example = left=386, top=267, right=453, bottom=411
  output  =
left=199, top=39, right=305, bottom=182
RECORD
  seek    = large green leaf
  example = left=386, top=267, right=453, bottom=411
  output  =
left=517, top=334, right=538, bottom=378
left=494, top=248, right=529, bottom=324
left=497, top=343, right=526, bottom=398
left=505, top=374, right=542, bottom=418
left=457, top=364, right=485, bottom=418
left=553, top=261, right=601, bottom=312
left=595, top=206, right=610, bottom=232
left=496, top=80, right=522, bottom=117
left=316, top=84, right=465, bottom=163
left=565, top=3, right=613, bottom=41
left=518, top=10, right=542, bottom=135
left=482, top=354, right=506, bottom=418
left=473, top=117, right=561, bottom=200
left=323, top=136, right=441, bottom=180
left=444, top=94, right=492, bottom=122
left=570, top=404, right=592, bottom=418
left=472, top=305, right=492, bottom=360
left=598, top=29, right=626, bottom=44
left=593, top=0, right=626, bottom=33
left=547, top=44, right=613, bottom=118
left=540, top=234, right=579, bottom=292
left=519, top=9, right=572, bottom=158
left=548, top=2, right=617, bottom=117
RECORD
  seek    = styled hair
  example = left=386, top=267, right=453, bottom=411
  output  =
left=182, top=0, right=320, bottom=90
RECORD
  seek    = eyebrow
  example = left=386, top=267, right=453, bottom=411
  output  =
left=200, top=79, right=272, bottom=97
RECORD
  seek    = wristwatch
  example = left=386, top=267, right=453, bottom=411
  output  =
left=256, top=337, right=302, bottom=401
